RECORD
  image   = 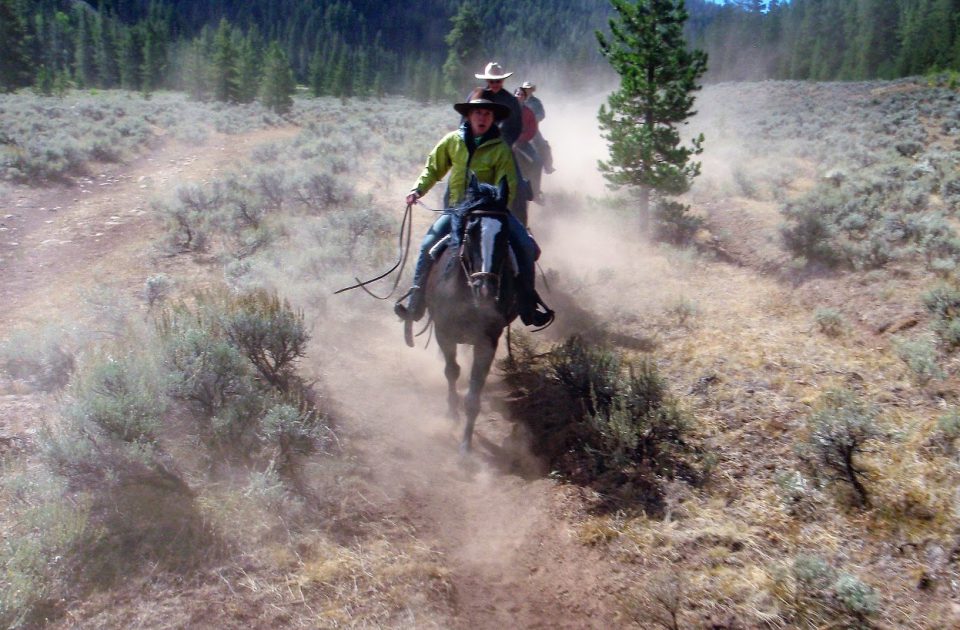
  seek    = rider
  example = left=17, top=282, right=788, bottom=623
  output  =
left=518, top=81, right=555, bottom=174
left=472, top=62, right=523, bottom=147
left=395, top=98, right=553, bottom=328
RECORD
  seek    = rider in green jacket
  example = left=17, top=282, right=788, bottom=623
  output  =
left=395, top=98, right=553, bottom=327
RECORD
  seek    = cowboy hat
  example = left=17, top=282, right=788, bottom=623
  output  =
left=520, top=81, right=536, bottom=91
left=475, top=62, right=513, bottom=80
left=453, top=98, right=511, bottom=121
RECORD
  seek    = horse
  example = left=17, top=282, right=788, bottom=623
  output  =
left=421, top=176, right=519, bottom=454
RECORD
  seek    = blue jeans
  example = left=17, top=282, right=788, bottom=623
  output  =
left=413, top=213, right=537, bottom=287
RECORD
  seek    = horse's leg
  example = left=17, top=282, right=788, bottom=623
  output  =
left=461, top=339, right=498, bottom=454
left=437, top=333, right=460, bottom=422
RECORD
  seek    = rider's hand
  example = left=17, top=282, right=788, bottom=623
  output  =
left=405, top=190, right=420, bottom=206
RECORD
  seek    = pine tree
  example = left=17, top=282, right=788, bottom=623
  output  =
left=236, top=28, right=263, bottom=103
left=307, top=45, right=325, bottom=96
left=141, top=21, right=166, bottom=95
left=118, top=25, right=144, bottom=90
left=183, top=36, right=212, bottom=100
left=94, top=7, right=119, bottom=88
left=0, top=0, right=32, bottom=92
left=442, top=3, right=485, bottom=98
left=73, top=6, right=97, bottom=88
left=259, top=40, right=295, bottom=114
left=212, top=18, right=240, bottom=102
left=597, top=0, right=707, bottom=236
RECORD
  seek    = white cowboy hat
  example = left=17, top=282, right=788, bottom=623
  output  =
left=520, top=81, right=536, bottom=91
left=475, top=62, right=513, bottom=81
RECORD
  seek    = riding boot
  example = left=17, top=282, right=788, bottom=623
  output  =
left=517, top=279, right=554, bottom=327
left=394, top=251, right=434, bottom=322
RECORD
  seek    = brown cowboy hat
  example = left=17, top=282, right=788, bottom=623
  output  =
left=453, top=98, right=511, bottom=121
left=474, top=61, right=513, bottom=80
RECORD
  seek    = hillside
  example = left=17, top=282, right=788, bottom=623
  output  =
left=2, top=76, right=960, bottom=628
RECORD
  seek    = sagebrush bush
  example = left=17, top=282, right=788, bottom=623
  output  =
left=159, top=288, right=325, bottom=468
left=64, top=354, right=166, bottom=443
left=0, top=326, right=75, bottom=391
left=776, top=554, right=881, bottom=627
left=833, top=573, right=880, bottom=620
left=0, top=471, right=90, bottom=628
left=813, top=308, right=845, bottom=337
left=798, top=389, right=884, bottom=508
left=923, top=284, right=960, bottom=349
left=144, top=273, right=174, bottom=307
left=221, top=289, right=309, bottom=392
left=895, top=337, right=944, bottom=384
left=545, top=336, right=702, bottom=498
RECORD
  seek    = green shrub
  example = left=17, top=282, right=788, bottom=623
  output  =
left=667, top=298, right=699, bottom=327
left=0, top=472, right=90, bottom=628
left=938, top=410, right=960, bottom=441
left=0, top=326, right=75, bottom=391
left=160, top=306, right=258, bottom=446
left=261, top=402, right=329, bottom=473
left=221, top=289, right=309, bottom=392
left=814, top=308, right=844, bottom=337
left=922, top=284, right=960, bottom=349
left=780, top=555, right=880, bottom=626
left=64, top=354, right=166, bottom=443
left=833, top=573, right=880, bottom=620
left=895, top=337, right=944, bottom=384
left=546, top=336, right=702, bottom=496
left=144, top=273, right=174, bottom=307
left=799, top=389, right=884, bottom=508
left=653, top=199, right=703, bottom=245
left=548, top=335, right=621, bottom=417
left=781, top=207, right=843, bottom=267
left=775, top=470, right=822, bottom=519
left=159, top=289, right=323, bottom=469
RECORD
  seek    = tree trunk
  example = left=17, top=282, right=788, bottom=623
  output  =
left=639, top=185, right=650, bottom=235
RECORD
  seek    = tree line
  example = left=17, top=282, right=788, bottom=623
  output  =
left=687, top=0, right=960, bottom=82
left=4, top=0, right=960, bottom=99
left=0, top=0, right=609, bottom=101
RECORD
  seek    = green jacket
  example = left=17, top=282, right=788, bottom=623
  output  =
left=413, top=125, right=517, bottom=206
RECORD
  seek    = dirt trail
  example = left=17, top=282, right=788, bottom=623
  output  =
left=318, top=314, right=623, bottom=628
left=0, top=126, right=297, bottom=329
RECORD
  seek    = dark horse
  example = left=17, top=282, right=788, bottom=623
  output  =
left=415, top=176, right=518, bottom=454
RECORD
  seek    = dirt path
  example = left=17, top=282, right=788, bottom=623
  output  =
left=0, top=126, right=298, bottom=329
left=318, top=314, right=624, bottom=628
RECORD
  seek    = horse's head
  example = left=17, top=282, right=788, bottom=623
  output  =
left=462, top=173, right=508, bottom=212
left=455, top=175, right=512, bottom=305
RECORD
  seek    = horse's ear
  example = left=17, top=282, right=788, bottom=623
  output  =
left=497, top=177, right=509, bottom=203
left=467, top=172, right=480, bottom=195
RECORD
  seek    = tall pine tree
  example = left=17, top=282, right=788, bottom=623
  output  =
left=442, top=3, right=485, bottom=98
left=0, top=0, right=32, bottom=92
left=597, top=0, right=707, bottom=236
left=259, top=40, right=295, bottom=114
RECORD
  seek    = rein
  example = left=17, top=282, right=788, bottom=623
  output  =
left=333, top=203, right=414, bottom=299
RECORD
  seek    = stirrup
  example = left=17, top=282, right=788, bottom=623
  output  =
left=528, top=306, right=554, bottom=328
left=394, top=286, right=425, bottom=322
